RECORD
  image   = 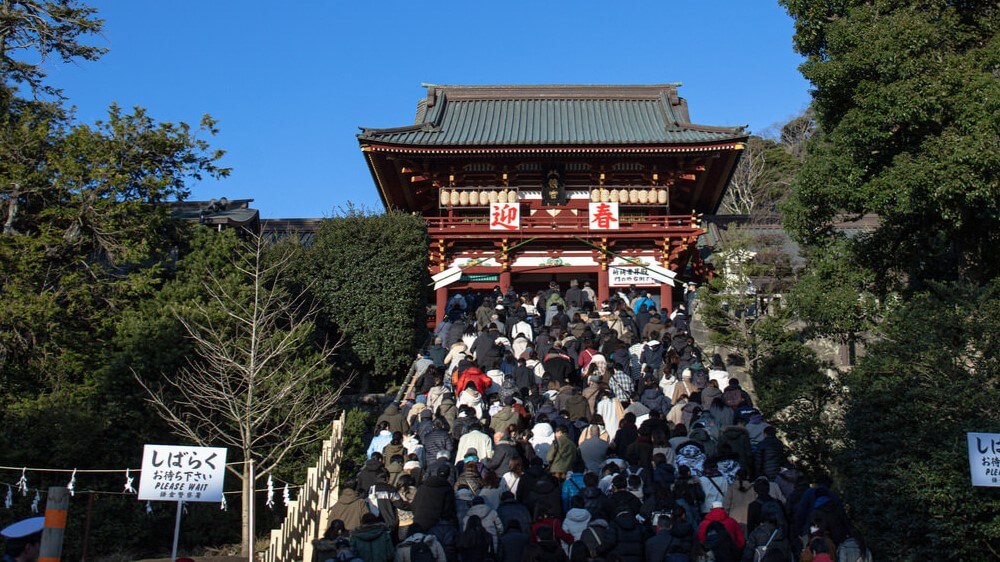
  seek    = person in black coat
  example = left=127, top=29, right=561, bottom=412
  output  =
left=754, top=426, right=787, bottom=480
left=542, top=343, right=574, bottom=386
left=499, top=520, right=531, bottom=562
left=525, top=473, right=564, bottom=519
left=423, top=421, right=454, bottom=463
left=485, top=436, right=520, bottom=477
left=513, top=359, right=536, bottom=393
left=497, top=492, right=533, bottom=536
left=603, top=474, right=642, bottom=520
left=412, top=466, right=457, bottom=531
left=604, top=510, right=647, bottom=562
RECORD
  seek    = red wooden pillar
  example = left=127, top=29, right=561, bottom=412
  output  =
left=597, top=268, right=609, bottom=305
left=499, top=270, right=511, bottom=293
left=660, top=282, right=673, bottom=313
left=435, top=286, right=448, bottom=326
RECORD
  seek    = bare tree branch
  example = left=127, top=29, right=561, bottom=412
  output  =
left=720, top=139, right=767, bottom=216
left=134, top=230, right=349, bottom=553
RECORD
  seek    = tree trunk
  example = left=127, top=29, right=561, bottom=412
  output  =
left=3, top=183, right=20, bottom=235
left=241, top=463, right=252, bottom=556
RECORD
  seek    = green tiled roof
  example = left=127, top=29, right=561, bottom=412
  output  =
left=358, top=84, right=746, bottom=147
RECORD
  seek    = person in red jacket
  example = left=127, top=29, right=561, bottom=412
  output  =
left=455, top=366, right=492, bottom=396
left=697, top=501, right=745, bottom=550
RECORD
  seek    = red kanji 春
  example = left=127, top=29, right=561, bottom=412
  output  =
left=590, top=202, right=619, bottom=229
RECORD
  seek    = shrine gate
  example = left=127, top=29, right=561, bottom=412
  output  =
left=357, top=84, right=747, bottom=324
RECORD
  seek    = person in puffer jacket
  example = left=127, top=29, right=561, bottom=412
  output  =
left=754, top=425, right=787, bottom=480
left=639, top=375, right=672, bottom=414
left=604, top=509, right=648, bottom=562
left=561, top=495, right=592, bottom=542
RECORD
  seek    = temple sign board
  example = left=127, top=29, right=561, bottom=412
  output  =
left=968, top=432, right=1000, bottom=487
left=138, top=444, right=227, bottom=502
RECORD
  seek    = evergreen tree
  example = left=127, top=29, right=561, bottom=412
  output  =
left=780, top=0, right=1000, bottom=289
left=299, top=207, right=429, bottom=392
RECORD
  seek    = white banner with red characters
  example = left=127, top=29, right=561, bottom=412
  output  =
left=490, top=202, right=521, bottom=231
left=589, top=202, right=620, bottom=230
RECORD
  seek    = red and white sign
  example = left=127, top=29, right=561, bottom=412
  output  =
left=490, top=202, right=520, bottom=231
left=589, top=202, right=619, bottom=230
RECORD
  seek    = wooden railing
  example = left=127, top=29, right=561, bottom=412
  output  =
left=426, top=213, right=699, bottom=232
left=264, top=412, right=345, bottom=562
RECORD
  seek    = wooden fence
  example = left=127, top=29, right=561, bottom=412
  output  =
left=264, top=412, right=345, bottom=562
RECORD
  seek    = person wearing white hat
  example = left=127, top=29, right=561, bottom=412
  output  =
left=1, top=516, right=43, bottom=562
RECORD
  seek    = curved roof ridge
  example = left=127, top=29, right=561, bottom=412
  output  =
left=358, top=83, right=746, bottom=146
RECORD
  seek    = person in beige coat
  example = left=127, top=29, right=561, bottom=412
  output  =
left=722, top=469, right=756, bottom=530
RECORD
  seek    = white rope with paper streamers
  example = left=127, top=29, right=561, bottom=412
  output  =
left=66, top=468, right=77, bottom=496
left=283, top=483, right=290, bottom=507
left=30, top=491, right=40, bottom=514
left=146, top=501, right=153, bottom=515
left=265, top=475, right=275, bottom=508
left=220, top=494, right=227, bottom=511
left=16, top=468, right=28, bottom=496
left=4, top=486, right=11, bottom=509
left=123, top=468, right=135, bottom=494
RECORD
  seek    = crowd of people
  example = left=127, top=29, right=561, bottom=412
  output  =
left=316, top=281, right=871, bottom=562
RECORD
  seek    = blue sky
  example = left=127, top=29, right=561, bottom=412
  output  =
left=46, top=1, right=811, bottom=218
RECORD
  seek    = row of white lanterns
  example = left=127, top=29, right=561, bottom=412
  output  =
left=438, top=187, right=670, bottom=206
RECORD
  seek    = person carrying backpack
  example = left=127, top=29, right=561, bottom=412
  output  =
left=746, top=478, right=788, bottom=537
left=395, top=523, right=447, bottom=562
left=741, top=510, right=792, bottom=562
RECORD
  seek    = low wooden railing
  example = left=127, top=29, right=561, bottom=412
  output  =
left=426, top=213, right=699, bottom=232
left=264, top=412, right=345, bottom=562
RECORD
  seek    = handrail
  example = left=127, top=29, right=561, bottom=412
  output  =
left=425, top=214, right=698, bottom=231
left=264, top=412, right=345, bottom=562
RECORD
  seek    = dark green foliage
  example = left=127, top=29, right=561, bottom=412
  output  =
left=777, top=2, right=1000, bottom=558
left=784, top=239, right=881, bottom=346
left=301, top=207, right=429, bottom=389
left=0, top=0, right=106, bottom=95
left=780, top=0, right=1000, bottom=288
left=699, top=226, right=796, bottom=370
left=0, top=5, right=232, bottom=555
left=341, top=407, right=375, bottom=477
left=836, top=283, right=1000, bottom=560
left=752, top=339, right=839, bottom=476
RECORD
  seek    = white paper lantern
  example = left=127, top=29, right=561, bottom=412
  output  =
left=468, top=191, right=479, bottom=206
left=458, top=191, right=469, bottom=206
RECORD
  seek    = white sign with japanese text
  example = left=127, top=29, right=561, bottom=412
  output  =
left=138, top=444, right=228, bottom=502
left=589, top=202, right=620, bottom=230
left=490, top=202, right=520, bottom=231
left=609, top=266, right=658, bottom=287
left=968, top=432, right=1000, bottom=487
